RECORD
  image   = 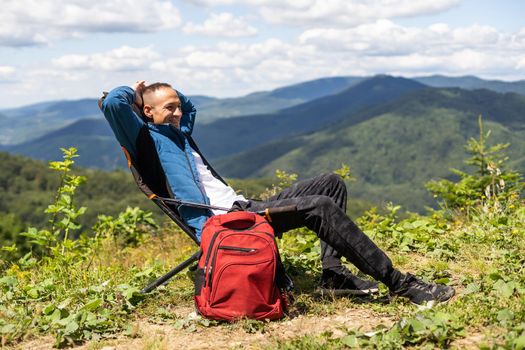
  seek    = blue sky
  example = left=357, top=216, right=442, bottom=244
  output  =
left=1, top=0, right=524, bottom=108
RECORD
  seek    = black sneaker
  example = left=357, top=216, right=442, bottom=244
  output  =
left=317, top=267, right=379, bottom=296
left=391, top=273, right=455, bottom=306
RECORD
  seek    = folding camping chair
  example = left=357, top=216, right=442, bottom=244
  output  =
left=98, top=93, right=295, bottom=294
left=98, top=92, right=216, bottom=293
left=120, top=144, right=229, bottom=294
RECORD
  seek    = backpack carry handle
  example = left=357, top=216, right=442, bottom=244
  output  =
left=217, top=211, right=257, bottom=228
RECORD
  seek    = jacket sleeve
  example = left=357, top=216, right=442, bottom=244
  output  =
left=176, top=90, right=196, bottom=135
left=101, top=86, right=145, bottom=160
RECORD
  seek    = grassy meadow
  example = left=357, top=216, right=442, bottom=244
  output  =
left=1, top=124, right=524, bottom=349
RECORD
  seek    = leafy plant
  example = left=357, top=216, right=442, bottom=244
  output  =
left=0, top=148, right=163, bottom=347
left=426, top=116, right=523, bottom=217
left=259, top=169, right=298, bottom=201
left=338, top=310, right=465, bottom=349
left=357, top=204, right=457, bottom=259
left=333, top=163, right=356, bottom=181
left=93, top=207, right=158, bottom=246
left=20, top=147, right=86, bottom=258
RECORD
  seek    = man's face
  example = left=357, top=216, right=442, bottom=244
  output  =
left=143, top=87, right=183, bottom=128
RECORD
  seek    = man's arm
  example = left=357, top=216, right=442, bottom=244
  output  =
left=101, top=85, right=145, bottom=160
left=176, top=90, right=197, bottom=135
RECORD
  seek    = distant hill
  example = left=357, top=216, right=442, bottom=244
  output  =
left=189, top=76, right=364, bottom=123
left=3, top=75, right=423, bottom=168
left=215, top=87, right=525, bottom=211
left=415, top=75, right=525, bottom=95
left=3, top=74, right=525, bottom=146
left=0, top=77, right=363, bottom=145
left=193, top=75, right=426, bottom=160
left=5, top=119, right=125, bottom=169
left=0, top=98, right=101, bottom=145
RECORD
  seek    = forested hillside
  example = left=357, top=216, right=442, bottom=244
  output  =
left=0, top=152, right=278, bottom=252
left=0, top=152, right=152, bottom=233
left=194, top=75, right=425, bottom=159
left=194, top=76, right=363, bottom=122
left=416, top=74, right=525, bottom=95
left=216, top=88, right=525, bottom=211
left=4, top=119, right=125, bottom=170
left=0, top=99, right=101, bottom=145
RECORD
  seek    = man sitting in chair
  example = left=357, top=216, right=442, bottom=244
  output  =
left=101, top=80, right=455, bottom=306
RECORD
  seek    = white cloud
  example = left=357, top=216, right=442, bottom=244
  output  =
left=53, top=46, right=160, bottom=71
left=0, top=66, right=16, bottom=77
left=0, top=65, right=17, bottom=85
left=149, top=39, right=323, bottom=95
left=3, top=17, right=525, bottom=107
left=299, top=21, right=521, bottom=56
left=183, top=12, right=258, bottom=37
left=353, top=50, right=515, bottom=79
left=154, top=20, right=525, bottom=94
left=0, top=0, right=181, bottom=47
left=517, top=58, right=525, bottom=70
left=183, top=0, right=236, bottom=6
left=182, top=0, right=460, bottom=26
left=175, top=39, right=297, bottom=68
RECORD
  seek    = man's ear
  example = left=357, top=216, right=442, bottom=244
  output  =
left=143, top=105, right=154, bottom=120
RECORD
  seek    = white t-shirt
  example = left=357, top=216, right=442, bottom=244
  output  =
left=191, top=148, right=246, bottom=215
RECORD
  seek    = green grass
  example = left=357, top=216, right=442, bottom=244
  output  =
left=2, top=201, right=523, bottom=348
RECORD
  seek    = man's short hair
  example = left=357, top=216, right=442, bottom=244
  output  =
left=142, top=82, right=173, bottom=95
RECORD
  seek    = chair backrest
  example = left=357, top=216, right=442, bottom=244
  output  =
left=121, top=146, right=200, bottom=245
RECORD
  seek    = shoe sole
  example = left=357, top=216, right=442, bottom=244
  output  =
left=315, top=287, right=380, bottom=296
left=396, top=288, right=455, bottom=308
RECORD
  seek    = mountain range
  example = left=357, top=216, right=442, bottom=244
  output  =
left=2, top=74, right=525, bottom=211
left=0, top=76, right=362, bottom=145
left=193, top=75, right=426, bottom=159
left=2, top=74, right=524, bottom=146
left=215, top=87, right=525, bottom=210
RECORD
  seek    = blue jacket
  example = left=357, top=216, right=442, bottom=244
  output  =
left=101, top=86, right=223, bottom=239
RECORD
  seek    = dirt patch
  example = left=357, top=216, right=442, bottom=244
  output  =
left=452, top=333, right=486, bottom=349
left=8, top=305, right=488, bottom=350
left=9, top=336, right=55, bottom=350
left=94, top=306, right=395, bottom=350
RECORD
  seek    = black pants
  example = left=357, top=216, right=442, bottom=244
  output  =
left=235, top=173, right=400, bottom=288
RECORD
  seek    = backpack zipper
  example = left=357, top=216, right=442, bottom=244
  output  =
left=218, top=245, right=257, bottom=252
left=203, top=229, right=227, bottom=281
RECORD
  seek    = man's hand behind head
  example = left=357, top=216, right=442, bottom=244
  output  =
left=132, top=80, right=146, bottom=109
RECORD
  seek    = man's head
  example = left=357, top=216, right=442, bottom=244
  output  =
left=142, top=82, right=182, bottom=128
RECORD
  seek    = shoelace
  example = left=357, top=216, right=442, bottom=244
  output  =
left=403, top=274, right=435, bottom=292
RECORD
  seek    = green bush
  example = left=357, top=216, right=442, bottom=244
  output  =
left=426, top=116, right=524, bottom=217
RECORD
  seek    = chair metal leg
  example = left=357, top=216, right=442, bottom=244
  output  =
left=141, top=250, right=201, bottom=294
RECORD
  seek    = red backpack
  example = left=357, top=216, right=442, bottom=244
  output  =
left=194, top=211, right=290, bottom=321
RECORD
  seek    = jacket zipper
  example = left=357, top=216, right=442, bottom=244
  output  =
left=182, top=138, right=208, bottom=204
left=188, top=136, right=228, bottom=185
